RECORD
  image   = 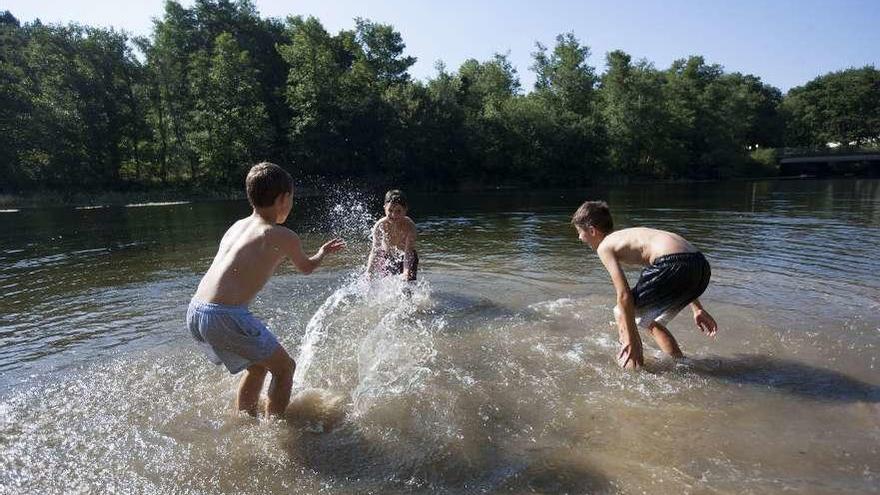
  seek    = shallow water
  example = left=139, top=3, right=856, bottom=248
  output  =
left=1, top=180, right=879, bottom=494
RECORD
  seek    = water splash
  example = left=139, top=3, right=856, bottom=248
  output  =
left=323, top=186, right=377, bottom=257
left=292, top=274, right=368, bottom=391
left=352, top=281, right=440, bottom=415
left=285, top=388, right=347, bottom=433
left=293, top=270, right=440, bottom=416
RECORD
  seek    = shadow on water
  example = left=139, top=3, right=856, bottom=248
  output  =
left=280, top=391, right=612, bottom=494
left=491, top=451, right=613, bottom=495
left=430, top=290, right=521, bottom=330
left=683, top=354, right=880, bottom=403
left=281, top=421, right=612, bottom=495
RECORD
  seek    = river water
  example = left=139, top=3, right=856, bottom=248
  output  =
left=1, top=180, right=878, bottom=494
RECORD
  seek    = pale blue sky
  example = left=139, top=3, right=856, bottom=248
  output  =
left=5, top=0, right=879, bottom=92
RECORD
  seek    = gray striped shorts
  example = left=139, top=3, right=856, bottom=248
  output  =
left=186, top=300, right=280, bottom=374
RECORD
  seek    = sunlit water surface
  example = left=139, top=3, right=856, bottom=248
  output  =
left=1, top=180, right=878, bottom=494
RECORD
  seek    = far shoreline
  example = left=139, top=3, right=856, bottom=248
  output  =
left=1, top=174, right=875, bottom=209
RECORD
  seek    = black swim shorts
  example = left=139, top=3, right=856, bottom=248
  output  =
left=378, top=249, right=419, bottom=281
left=631, top=252, right=711, bottom=329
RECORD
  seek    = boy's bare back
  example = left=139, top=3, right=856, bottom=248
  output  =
left=599, top=227, right=697, bottom=266
left=194, top=216, right=288, bottom=305
left=194, top=214, right=339, bottom=306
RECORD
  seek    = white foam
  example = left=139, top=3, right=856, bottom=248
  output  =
left=124, top=201, right=190, bottom=208
left=528, top=297, right=592, bottom=321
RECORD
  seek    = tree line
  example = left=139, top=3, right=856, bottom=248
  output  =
left=1, top=1, right=878, bottom=192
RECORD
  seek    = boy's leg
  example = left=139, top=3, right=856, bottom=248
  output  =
left=647, top=321, right=684, bottom=358
left=252, top=345, right=296, bottom=416
left=237, top=365, right=268, bottom=415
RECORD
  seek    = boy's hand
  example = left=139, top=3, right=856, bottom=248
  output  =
left=617, top=341, right=644, bottom=369
left=320, top=238, right=346, bottom=255
left=693, top=309, right=717, bottom=337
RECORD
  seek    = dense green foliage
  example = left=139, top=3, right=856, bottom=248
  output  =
left=782, top=67, right=880, bottom=148
left=1, top=2, right=877, bottom=192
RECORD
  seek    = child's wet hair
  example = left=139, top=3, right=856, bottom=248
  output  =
left=384, top=189, right=407, bottom=208
left=572, top=200, right=613, bottom=233
left=246, top=162, right=293, bottom=208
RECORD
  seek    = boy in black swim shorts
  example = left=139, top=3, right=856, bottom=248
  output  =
left=572, top=200, right=718, bottom=369
left=366, top=190, right=419, bottom=281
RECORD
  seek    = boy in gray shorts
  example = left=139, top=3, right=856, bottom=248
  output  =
left=572, top=200, right=718, bottom=369
left=187, top=162, right=345, bottom=416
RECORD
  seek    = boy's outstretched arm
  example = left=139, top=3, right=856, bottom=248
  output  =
left=365, top=222, right=382, bottom=278
left=598, top=247, right=643, bottom=369
left=402, top=222, right=417, bottom=281
left=690, top=299, right=718, bottom=337
left=280, top=230, right=345, bottom=274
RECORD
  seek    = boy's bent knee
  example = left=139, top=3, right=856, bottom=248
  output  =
left=245, top=365, right=268, bottom=378
left=278, top=356, right=295, bottom=377
left=261, top=346, right=296, bottom=377
left=648, top=321, right=669, bottom=334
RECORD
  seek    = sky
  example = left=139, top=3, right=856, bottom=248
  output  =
left=4, top=0, right=879, bottom=92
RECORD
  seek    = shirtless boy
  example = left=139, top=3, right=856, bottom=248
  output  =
left=572, top=200, right=717, bottom=369
left=187, top=162, right=344, bottom=415
left=365, top=190, right=418, bottom=281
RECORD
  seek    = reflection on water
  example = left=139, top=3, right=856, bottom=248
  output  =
left=1, top=179, right=879, bottom=494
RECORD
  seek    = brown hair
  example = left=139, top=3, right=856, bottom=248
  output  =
left=571, top=200, right=613, bottom=233
left=384, top=189, right=407, bottom=207
left=245, top=162, right=292, bottom=208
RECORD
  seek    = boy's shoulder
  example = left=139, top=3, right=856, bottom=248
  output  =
left=265, top=223, right=298, bottom=241
left=613, top=226, right=654, bottom=233
left=603, top=227, right=635, bottom=243
left=600, top=228, right=652, bottom=253
left=605, top=227, right=688, bottom=258
left=610, top=226, right=670, bottom=239
left=236, top=219, right=298, bottom=245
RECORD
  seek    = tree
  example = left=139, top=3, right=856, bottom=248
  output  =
left=523, top=34, right=605, bottom=183
left=190, top=0, right=288, bottom=161
left=600, top=50, right=671, bottom=175
left=531, top=32, right=597, bottom=116
left=783, top=66, right=880, bottom=148
left=149, top=1, right=200, bottom=179
left=354, top=17, right=416, bottom=89
left=188, top=32, right=271, bottom=184
left=454, top=54, right=521, bottom=182
left=1, top=21, right=147, bottom=188
left=279, top=16, right=355, bottom=176
left=0, top=11, right=31, bottom=189
left=0, top=8, right=864, bottom=193
left=457, top=53, right=521, bottom=114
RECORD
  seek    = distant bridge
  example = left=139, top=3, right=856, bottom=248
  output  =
left=779, top=148, right=880, bottom=177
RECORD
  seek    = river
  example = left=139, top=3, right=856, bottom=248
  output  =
left=1, top=179, right=878, bottom=494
